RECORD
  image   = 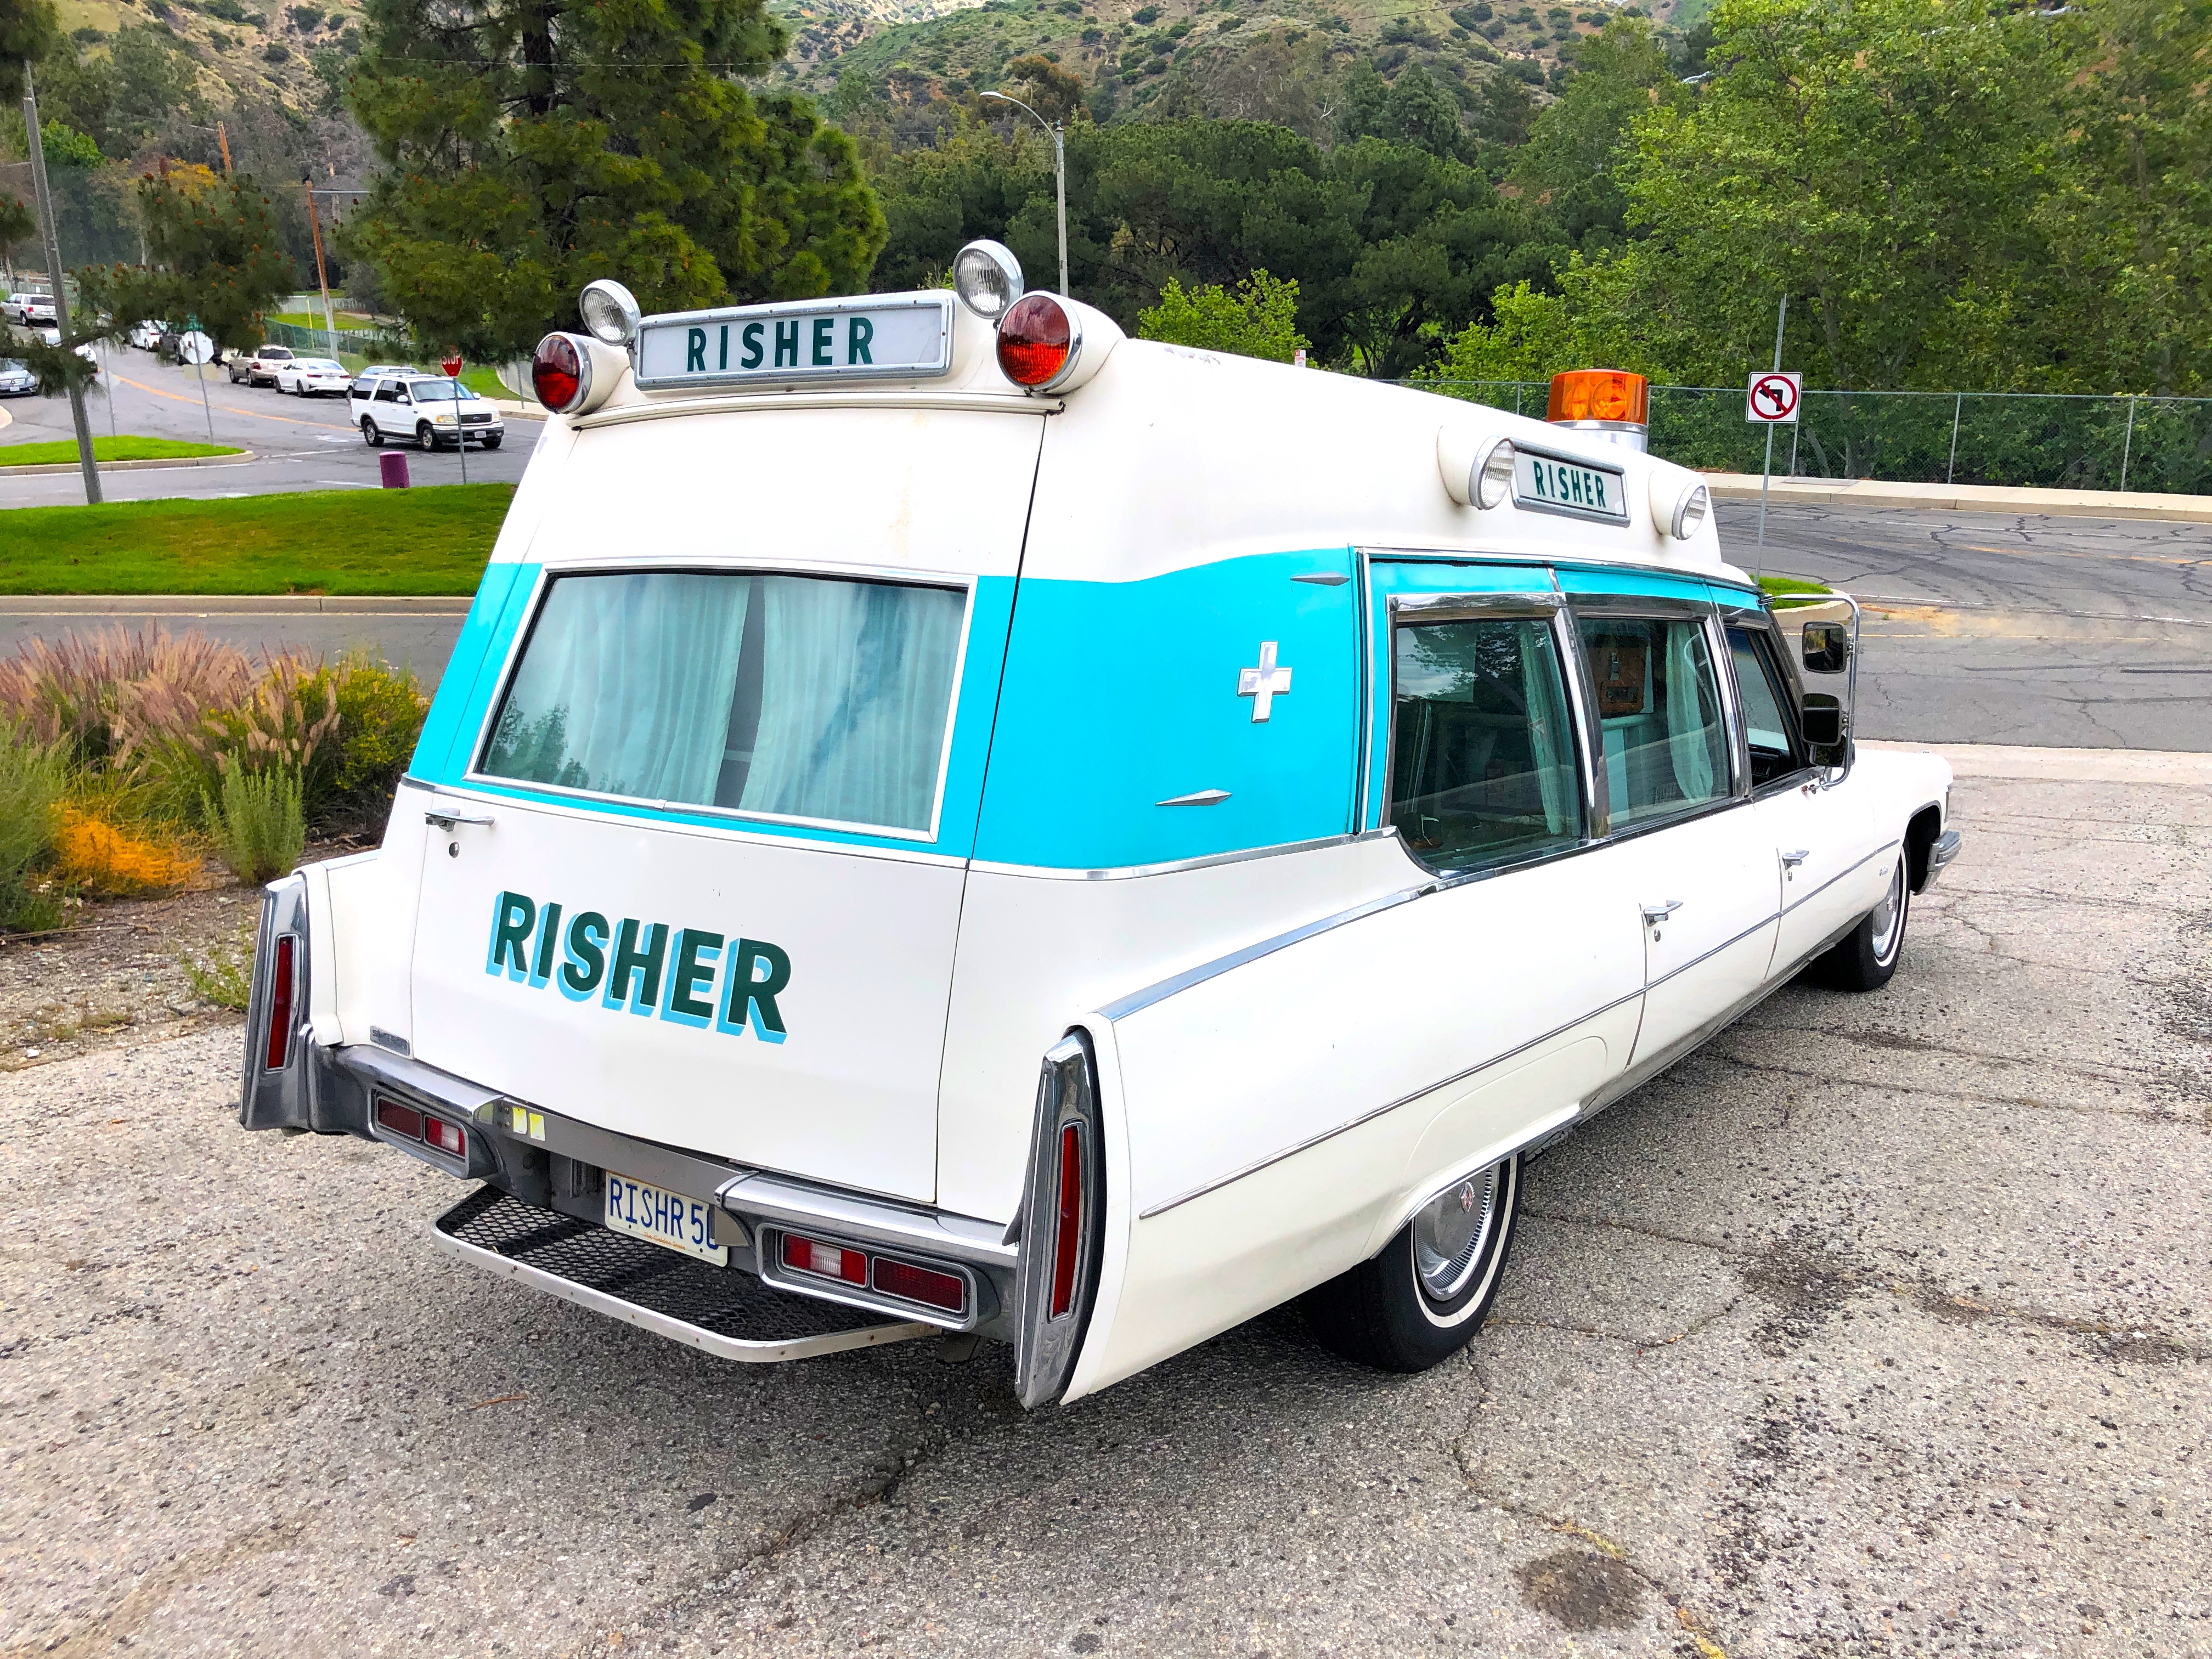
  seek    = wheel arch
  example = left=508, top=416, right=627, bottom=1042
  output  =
left=1904, top=802, right=1944, bottom=894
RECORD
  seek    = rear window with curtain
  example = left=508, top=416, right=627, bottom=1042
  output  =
left=479, top=571, right=966, bottom=835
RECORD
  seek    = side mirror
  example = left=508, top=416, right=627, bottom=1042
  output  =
left=1803, top=622, right=1850, bottom=674
left=1801, top=692, right=1848, bottom=765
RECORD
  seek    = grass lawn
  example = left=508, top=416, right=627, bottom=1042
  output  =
left=0, top=435, right=244, bottom=467
left=1760, top=575, right=1835, bottom=600
left=268, top=309, right=375, bottom=330
left=0, top=484, right=512, bottom=594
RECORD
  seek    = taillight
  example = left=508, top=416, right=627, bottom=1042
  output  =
left=531, top=332, right=585, bottom=412
left=423, top=1117, right=466, bottom=1158
left=1050, top=1121, right=1083, bottom=1318
left=782, top=1234, right=867, bottom=1285
left=263, top=933, right=296, bottom=1069
left=374, top=1098, right=421, bottom=1140
left=997, top=294, right=1075, bottom=389
left=872, top=1256, right=966, bottom=1316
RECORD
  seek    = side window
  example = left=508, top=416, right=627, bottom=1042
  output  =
left=1387, top=612, right=1582, bottom=872
left=372, top=381, right=398, bottom=403
left=1576, top=616, right=1729, bottom=828
left=1726, top=625, right=1805, bottom=786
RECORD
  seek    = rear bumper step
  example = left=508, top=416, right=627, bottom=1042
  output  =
left=432, top=1187, right=936, bottom=1363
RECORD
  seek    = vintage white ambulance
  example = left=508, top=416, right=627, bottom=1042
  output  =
left=240, top=244, right=1962, bottom=1407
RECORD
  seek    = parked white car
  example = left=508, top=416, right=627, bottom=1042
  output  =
left=128, top=319, right=168, bottom=351
left=274, top=357, right=353, bottom=397
left=239, top=255, right=1960, bottom=1409
left=1, top=294, right=35, bottom=323
left=351, top=373, right=505, bottom=450
left=229, top=343, right=295, bottom=385
left=0, top=359, right=35, bottom=396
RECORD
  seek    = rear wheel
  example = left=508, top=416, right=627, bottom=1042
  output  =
left=1304, top=1153, right=1521, bottom=1373
left=362, top=417, right=383, bottom=448
left=1809, top=852, right=1909, bottom=992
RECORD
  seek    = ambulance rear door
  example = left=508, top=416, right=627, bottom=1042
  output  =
left=402, top=405, right=1045, bottom=1204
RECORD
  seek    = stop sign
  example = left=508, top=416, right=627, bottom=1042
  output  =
left=441, top=353, right=464, bottom=378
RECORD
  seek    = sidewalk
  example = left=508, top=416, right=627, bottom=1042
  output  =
left=1701, top=471, right=2212, bottom=523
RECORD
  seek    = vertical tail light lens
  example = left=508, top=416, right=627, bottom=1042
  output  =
left=263, top=933, right=296, bottom=1070
left=531, top=332, right=586, bottom=412
left=1050, top=1121, right=1084, bottom=1319
left=996, top=294, right=1076, bottom=389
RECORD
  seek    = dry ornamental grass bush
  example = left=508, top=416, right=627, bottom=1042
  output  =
left=0, top=629, right=431, bottom=933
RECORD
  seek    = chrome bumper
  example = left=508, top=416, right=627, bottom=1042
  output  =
left=1923, top=828, right=1963, bottom=890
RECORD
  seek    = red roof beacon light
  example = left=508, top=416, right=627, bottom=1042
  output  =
left=531, top=332, right=588, bottom=414
left=1545, top=368, right=1650, bottom=452
left=996, top=292, right=1080, bottom=391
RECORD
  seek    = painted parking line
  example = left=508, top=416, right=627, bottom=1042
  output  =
left=111, top=371, right=354, bottom=432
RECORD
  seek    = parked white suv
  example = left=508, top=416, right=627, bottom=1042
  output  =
left=20, top=294, right=56, bottom=325
left=128, top=319, right=168, bottom=351
left=273, top=357, right=352, bottom=397
left=352, top=374, right=505, bottom=451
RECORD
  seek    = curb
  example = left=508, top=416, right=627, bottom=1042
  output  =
left=0, top=449, right=256, bottom=478
left=1702, top=472, right=2212, bottom=524
left=1860, top=739, right=2212, bottom=783
left=0, top=594, right=473, bottom=614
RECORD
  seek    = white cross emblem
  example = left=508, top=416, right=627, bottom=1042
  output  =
left=1237, top=641, right=1293, bottom=723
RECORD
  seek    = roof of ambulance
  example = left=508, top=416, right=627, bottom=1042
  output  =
left=520, top=300, right=1753, bottom=592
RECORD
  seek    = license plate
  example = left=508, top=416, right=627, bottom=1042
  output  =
left=605, top=1173, right=727, bottom=1266
left=1513, top=449, right=1628, bottom=523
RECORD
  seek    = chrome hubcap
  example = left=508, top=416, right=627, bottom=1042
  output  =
left=1869, top=861, right=1904, bottom=961
left=1413, top=1165, right=1502, bottom=1303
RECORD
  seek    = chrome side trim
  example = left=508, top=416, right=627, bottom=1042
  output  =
left=1293, top=571, right=1351, bottom=585
left=1155, top=788, right=1231, bottom=807
left=1780, top=839, right=1901, bottom=919
left=575, top=390, right=1058, bottom=428
left=1645, top=910, right=1777, bottom=993
left=970, top=826, right=1406, bottom=884
left=430, top=1222, right=934, bottom=1363
left=718, top=1172, right=1017, bottom=1271
left=1136, top=986, right=1644, bottom=1220
left=1098, top=882, right=1433, bottom=1020
left=1390, top=590, right=1566, bottom=618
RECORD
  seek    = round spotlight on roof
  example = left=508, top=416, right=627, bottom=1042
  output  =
left=1475, top=438, right=1516, bottom=510
left=953, top=240, right=1024, bottom=321
left=578, top=279, right=641, bottom=347
left=1655, top=476, right=1711, bottom=541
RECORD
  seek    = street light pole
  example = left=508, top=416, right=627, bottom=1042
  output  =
left=21, top=67, right=102, bottom=506
left=980, top=90, right=1068, bottom=297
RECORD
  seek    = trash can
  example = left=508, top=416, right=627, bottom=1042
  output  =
left=379, top=452, right=410, bottom=489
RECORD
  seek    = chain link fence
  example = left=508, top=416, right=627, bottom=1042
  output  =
left=1417, top=381, right=2212, bottom=497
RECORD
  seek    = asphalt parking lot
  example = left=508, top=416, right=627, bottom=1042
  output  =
left=4, top=743, right=2207, bottom=1657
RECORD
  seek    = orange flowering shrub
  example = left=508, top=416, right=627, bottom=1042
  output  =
left=52, top=806, right=200, bottom=896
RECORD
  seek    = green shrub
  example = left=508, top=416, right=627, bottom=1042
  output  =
left=180, top=916, right=256, bottom=1010
left=323, top=653, right=431, bottom=833
left=208, top=766, right=304, bottom=886
left=0, top=723, right=68, bottom=931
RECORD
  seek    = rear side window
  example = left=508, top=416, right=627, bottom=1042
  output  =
left=1576, top=616, right=1729, bottom=828
left=372, top=382, right=398, bottom=402
left=481, top=571, right=966, bottom=835
left=1388, top=613, right=1582, bottom=872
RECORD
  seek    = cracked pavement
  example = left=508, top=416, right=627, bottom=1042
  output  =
left=4, top=749, right=2209, bottom=1657
left=1735, top=503, right=2212, bottom=751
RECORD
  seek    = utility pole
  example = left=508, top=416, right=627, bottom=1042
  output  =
left=217, top=121, right=233, bottom=176
left=22, top=67, right=101, bottom=506
left=303, top=176, right=337, bottom=351
left=980, top=90, right=1069, bottom=297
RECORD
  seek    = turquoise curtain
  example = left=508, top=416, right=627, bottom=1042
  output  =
left=1664, top=623, right=1721, bottom=803
left=740, top=578, right=966, bottom=832
left=484, top=573, right=749, bottom=804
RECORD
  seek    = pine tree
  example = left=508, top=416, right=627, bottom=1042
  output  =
left=338, top=0, right=885, bottom=361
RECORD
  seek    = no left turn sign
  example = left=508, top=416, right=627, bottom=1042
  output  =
left=1747, top=371, right=1802, bottom=424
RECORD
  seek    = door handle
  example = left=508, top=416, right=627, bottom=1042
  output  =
left=1781, top=848, right=1810, bottom=874
left=425, top=809, right=495, bottom=830
left=1640, top=900, right=1684, bottom=924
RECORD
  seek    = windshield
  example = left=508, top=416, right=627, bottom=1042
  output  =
left=407, top=380, right=461, bottom=400
left=298, top=360, right=343, bottom=372
left=482, top=571, right=967, bottom=834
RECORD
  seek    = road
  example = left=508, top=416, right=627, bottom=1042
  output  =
left=4, top=745, right=2207, bottom=1656
left=0, top=347, right=538, bottom=506
left=1731, top=500, right=2212, bottom=751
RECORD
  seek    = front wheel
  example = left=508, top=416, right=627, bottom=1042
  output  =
left=1808, top=852, right=1909, bottom=992
left=1304, top=1153, right=1522, bottom=1373
left=362, top=417, right=383, bottom=448
left=416, top=422, right=439, bottom=451
left=481, top=435, right=502, bottom=450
